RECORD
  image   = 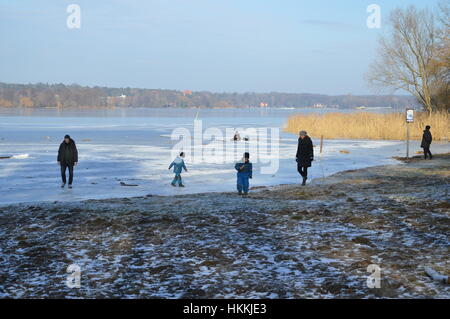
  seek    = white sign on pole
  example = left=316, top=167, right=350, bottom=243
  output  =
left=406, top=109, right=414, bottom=123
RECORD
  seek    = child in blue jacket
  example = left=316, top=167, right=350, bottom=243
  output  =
left=169, top=152, right=188, bottom=187
left=235, top=152, right=252, bottom=195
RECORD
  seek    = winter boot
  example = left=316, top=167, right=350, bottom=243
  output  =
left=302, top=177, right=307, bottom=186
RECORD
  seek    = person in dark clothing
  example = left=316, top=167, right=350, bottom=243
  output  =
left=421, top=125, right=433, bottom=159
left=57, top=135, right=78, bottom=188
left=296, top=130, right=314, bottom=186
left=235, top=152, right=252, bottom=195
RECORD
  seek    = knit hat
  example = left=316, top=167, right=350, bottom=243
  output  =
left=64, top=134, right=71, bottom=139
left=299, top=130, right=307, bottom=136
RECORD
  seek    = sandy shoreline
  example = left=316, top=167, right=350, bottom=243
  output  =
left=0, top=154, right=448, bottom=298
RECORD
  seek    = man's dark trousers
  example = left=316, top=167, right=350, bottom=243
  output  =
left=61, top=162, right=74, bottom=185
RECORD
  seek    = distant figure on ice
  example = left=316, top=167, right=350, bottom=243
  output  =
left=169, top=152, right=188, bottom=187
left=57, top=134, right=78, bottom=189
left=233, top=131, right=241, bottom=141
left=421, top=125, right=433, bottom=160
left=296, top=130, right=314, bottom=186
left=235, top=152, right=252, bottom=195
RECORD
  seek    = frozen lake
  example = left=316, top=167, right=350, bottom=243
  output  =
left=0, top=107, right=448, bottom=205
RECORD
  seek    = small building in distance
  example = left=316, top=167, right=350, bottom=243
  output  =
left=183, top=90, right=193, bottom=96
left=259, top=102, right=268, bottom=107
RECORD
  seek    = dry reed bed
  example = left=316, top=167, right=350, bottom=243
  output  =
left=285, top=111, right=449, bottom=140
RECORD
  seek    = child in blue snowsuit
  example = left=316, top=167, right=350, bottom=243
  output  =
left=169, top=152, right=188, bottom=187
left=235, top=152, right=252, bottom=195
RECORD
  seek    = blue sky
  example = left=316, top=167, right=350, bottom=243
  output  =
left=0, top=0, right=441, bottom=94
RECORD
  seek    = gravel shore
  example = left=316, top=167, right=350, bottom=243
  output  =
left=0, top=154, right=448, bottom=298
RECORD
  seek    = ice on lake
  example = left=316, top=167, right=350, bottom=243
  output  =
left=0, top=107, right=448, bottom=205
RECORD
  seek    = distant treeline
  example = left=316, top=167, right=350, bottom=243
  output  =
left=0, top=82, right=420, bottom=109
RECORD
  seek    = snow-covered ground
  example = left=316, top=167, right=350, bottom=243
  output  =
left=1, top=107, right=449, bottom=205
left=0, top=154, right=448, bottom=298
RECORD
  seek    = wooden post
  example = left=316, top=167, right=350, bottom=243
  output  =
left=320, top=135, right=324, bottom=154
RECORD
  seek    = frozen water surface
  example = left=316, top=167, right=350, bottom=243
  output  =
left=0, top=107, right=448, bottom=205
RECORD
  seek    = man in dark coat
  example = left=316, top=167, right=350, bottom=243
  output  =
left=57, top=134, right=78, bottom=188
left=296, top=130, right=314, bottom=186
left=420, top=125, right=433, bottom=159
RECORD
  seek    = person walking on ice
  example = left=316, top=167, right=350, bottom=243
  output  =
left=421, top=125, right=433, bottom=160
left=296, top=130, right=314, bottom=186
left=235, top=152, right=252, bottom=195
left=169, top=152, right=188, bottom=187
left=57, top=134, right=78, bottom=189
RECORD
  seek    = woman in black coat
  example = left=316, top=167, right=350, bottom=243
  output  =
left=420, top=125, right=433, bottom=159
left=296, top=130, right=314, bottom=185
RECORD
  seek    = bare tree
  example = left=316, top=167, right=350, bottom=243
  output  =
left=367, top=6, right=438, bottom=113
left=429, top=1, right=450, bottom=110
